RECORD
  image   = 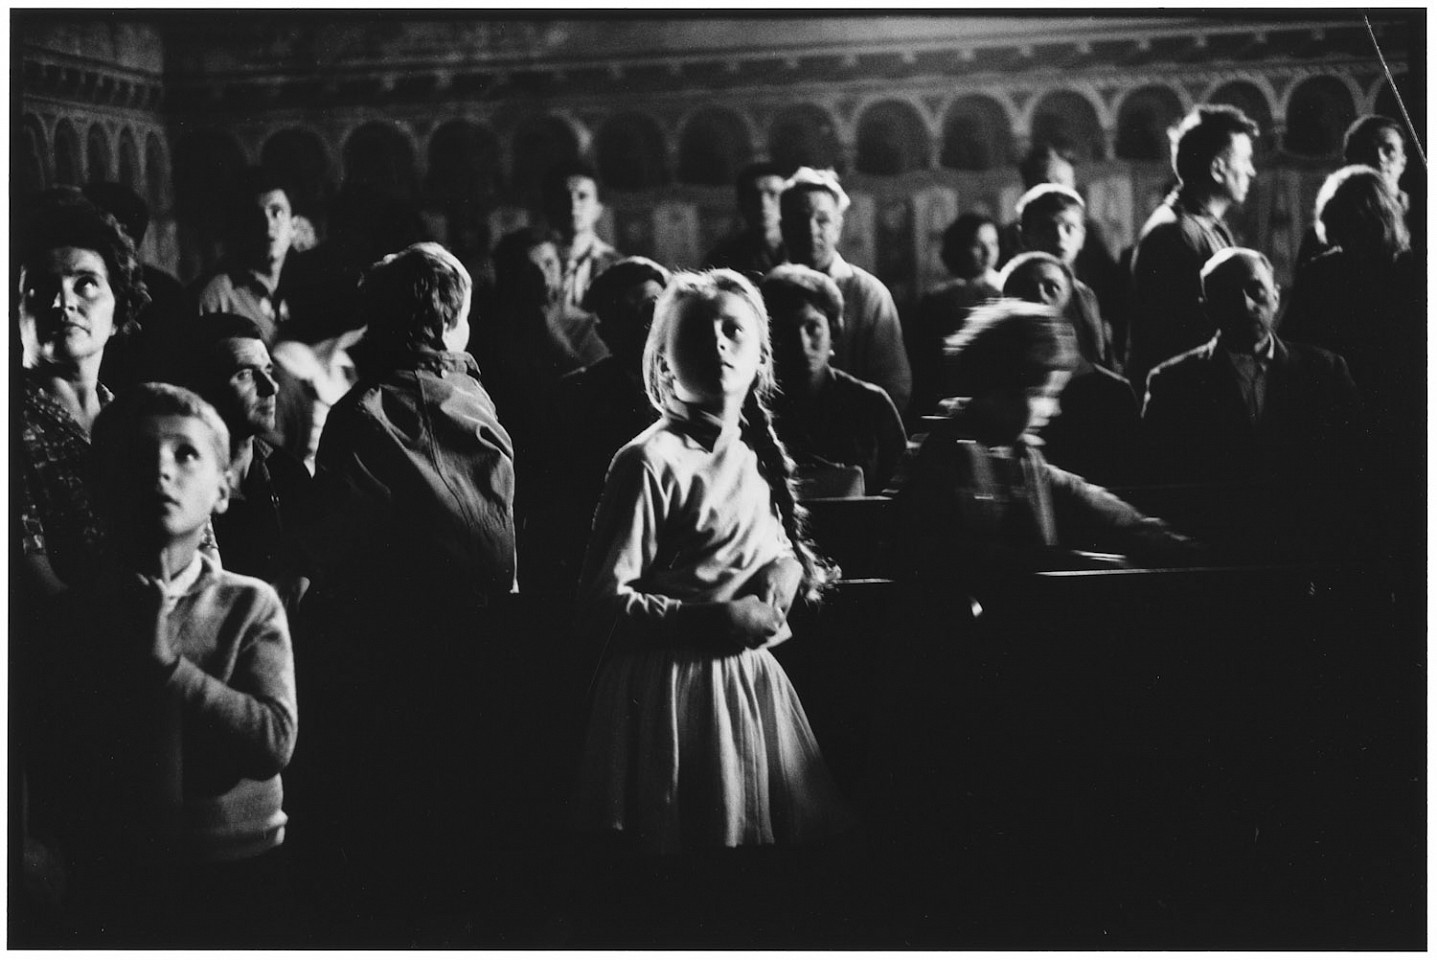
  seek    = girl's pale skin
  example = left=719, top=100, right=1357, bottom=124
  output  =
left=663, top=292, right=803, bottom=650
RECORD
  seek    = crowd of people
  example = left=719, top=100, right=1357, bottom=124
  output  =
left=13, top=102, right=1422, bottom=945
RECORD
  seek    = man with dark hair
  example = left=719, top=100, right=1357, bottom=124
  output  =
left=1296, top=114, right=1411, bottom=266
left=1128, top=105, right=1259, bottom=384
left=704, top=161, right=788, bottom=278
left=195, top=168, right=297, bottom=343
left=779, top=166, right=912, bottom=413
left=541, top=160, right=623, bottom=311
left=168, top=312, right=312, bottom=603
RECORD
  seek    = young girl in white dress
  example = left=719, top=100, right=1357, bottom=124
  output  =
left=573, top=268, right=853, bottom=855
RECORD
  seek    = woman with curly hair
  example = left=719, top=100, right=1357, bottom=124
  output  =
left=16, top=190, right=149, bottom=600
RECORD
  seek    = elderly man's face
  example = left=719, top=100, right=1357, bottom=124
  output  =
left=1207, top=253, right=1278, bottom=348
left=781, top=189, right=843, bottom=272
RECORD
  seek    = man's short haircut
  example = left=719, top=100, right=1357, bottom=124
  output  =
left=760, top=263, right=846, bottom=344
left=17, top=191, right=149, bottom=334
left=1018, top=140, right=1077, bottom=190
left=999, top=251, right=1074, bottom=296
left=358, top=242, right=472, bottom=354
left=1199, top=247, right=1273, bottom=300
left=1170, top=105, right=1260, bottom=187
left=582, top=256, right=672, bottom=317
left=164, top=311, right=266, bottom=384
left=541, top=159, right=602, bottom=200
left=81, top=181, right=151, bottom=245
left=1314, top=164, right=1410, bottom=257
left=236, top=166, right=292, bottom=202
left=92, top=381, right=233, bottom=484
left=1016, top=183, right=1086, bottom=235
left=735, top=161, right=786, bottom=197
left=779, top=166, right=851, bottom=216
left=1342, top=114, right=1405, bottom=166
left=941, top=300, right=1079, bottom=400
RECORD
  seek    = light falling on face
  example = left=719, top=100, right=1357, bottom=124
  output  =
left=552, top=175, right=602, bottom=241
left=213, top=337, right=279, bottom=437
left=978, top=369, right=1072, bottom=444
left=772, top=301, right=833, bottom=386
left=1029, top=207, right=1087, bottom=267
left=1008, top=260, right=1074, bottom=313
left=257, top=189, right=295, bottom=265
left=1372, top=127, right=1407, bottom=191
left=741, top=174, right=787, bottom=237
left=527, top=241, right=563, bottom=298
left=1209, top=253, right=1279, bottom=349
left=19, top=246, right=117, bottom=368
left=781, top=189, right=843, bottom=272
left=666, top=291, right=765, bottom=410
left=118, top=413, right=231, bottom=547
left=1218, top=133, right=1257, bottom=205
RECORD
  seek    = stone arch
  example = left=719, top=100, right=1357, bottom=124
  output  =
left=677, top=106, right=753, bottom=186
left=1284, top=75, right=1358, bottom=157
left=53, top=119, right=83, bottom=186
left=19, top=114, right=50, bottom=198
left=426, top=119, right=503, bottom=206
left=116, top=128, right=141, bottom=193
left=342, top=121, right=419, bottom=200
left=940, top=94, right=1014, bottom=171
left=1207, top=78, right=1278, bottom=154
left=594, top=111, right=669, bottom=191
left=86, top=123, right=112, bottom=183
left=144, top=131, right=171, bottom=213
left=769, top=103, right=844, bottom=174
left=1027, top=88, right=1107, bottom=162
left=262, top=126, right=334, bottom=214
left=855, top=98, right=932, bottom=175
left=1115, top=84, right=1187, bottom=161
left=510, top=114, right=581, bottom=206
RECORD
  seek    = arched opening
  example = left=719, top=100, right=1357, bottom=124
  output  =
left=117, top=128, right=141, bottom=193
left=86, top=124, right=112, bottom=183
left=594, top=112, right=669, bottom=191
left=342, top=122, right=418, bottom=200
left=678, top=107, right=752, bottom=186
left=769, top=104, right=844, bottom=174
left=1029, top=89, right=1106, bottom=162
left=855, top=99, right=931, bottom=175
left=19, top=115, right=50, bottom=199
left=145, top=132, right=171, bottom=213
left=1285, top=75, right=1357, bottom=157
left=53, top=120, right=82, bottom=186
left=262, top=127, right=333, bottom=216
left=1116, top=85, right=1186, bottom=161
left=426, top=119, right=504, bottom=263
left=940, top=95, right=1013, bottom=171
left=511, top=115, right=581, bottom=207
left=1208, top=80, right=1277, bottom=155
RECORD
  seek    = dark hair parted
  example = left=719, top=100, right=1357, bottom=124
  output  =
left=939, top=212, right=998, bottom=276
left=1315, top=164, right=1410, bottom=260
left=541, top=159, right=602, bottom=200
left=358, top=242, right=472, bottom=355
left=582, top=256, right=672, bottom=318
left=1343, top=114, right=1404, bottom=166
left=759, top=263, right=845, bottom=345
left=644, top=269, right=838, bottom=602
left=941, top=299, right=1079, bottom=401
left=17, top=191, right=149, bottom=334
left=999, top=251, right=1074, bottom=297
left=1170, top=105, right=1259, bottom=188
left=82, top=181, right=151, bottom=245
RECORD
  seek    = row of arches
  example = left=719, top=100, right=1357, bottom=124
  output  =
left=18, top=113, right=171, bottom=212
left=168, top=69, right=1401, bottom=223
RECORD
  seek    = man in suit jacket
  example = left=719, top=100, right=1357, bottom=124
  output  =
left=1141, top=249, right=1360, bottom=558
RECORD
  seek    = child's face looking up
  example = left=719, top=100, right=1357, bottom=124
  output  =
left=1028, top=207, right=1086, bottom=266
left=667, top=291, right=764, bottom=410
left=1008, top=261, right=1074, bottom=312
left=975, top=370, right=1071, bottom=444
left=117, top=414, right=230, bottom=547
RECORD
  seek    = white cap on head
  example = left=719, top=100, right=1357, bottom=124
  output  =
left=782, top=166, right=851, bottom=215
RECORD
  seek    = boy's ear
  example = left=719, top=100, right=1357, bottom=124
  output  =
left=212, top=467, right=234, bottom=517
